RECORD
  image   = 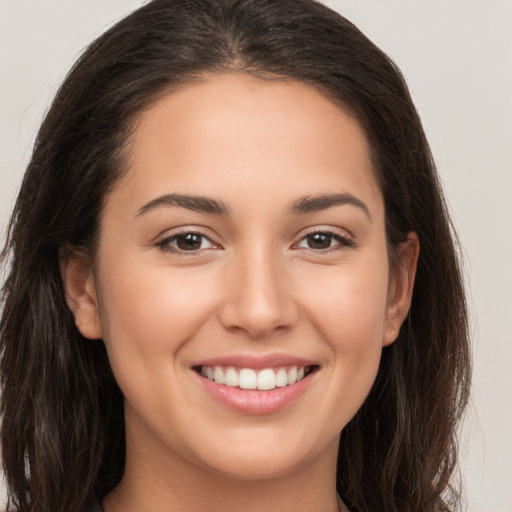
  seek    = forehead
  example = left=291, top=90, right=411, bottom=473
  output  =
left=112, top=73, right=383, bottom=219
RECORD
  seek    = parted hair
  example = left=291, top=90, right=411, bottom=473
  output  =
left=0, top=1, right=470, bottom=511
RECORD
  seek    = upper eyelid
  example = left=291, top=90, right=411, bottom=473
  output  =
left=295, top=225, right=353, bottom=241
left=155, top=226, right=218, bottom=243
left=162, top=231, right=213, bottom=243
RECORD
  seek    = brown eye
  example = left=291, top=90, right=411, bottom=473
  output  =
left=305, top=232, right=333, bottom=249
left=175, top=233, right=203, bottom=251
left=295, top=231, right=353, bottom=251
left=157, top=231, right=217, bottom=253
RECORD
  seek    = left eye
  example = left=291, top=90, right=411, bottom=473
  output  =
left=296, top=232, right=348, bottom=250
left=159, top=232, right=216, bottom=252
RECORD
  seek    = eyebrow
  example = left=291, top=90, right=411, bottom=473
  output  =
left=137, top=193, right=230, bottom=217
left=290, top=193, right=372, bottom=219
left=136, top=192, right=371, bottom=219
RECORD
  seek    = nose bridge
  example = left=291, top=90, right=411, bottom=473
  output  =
left=218, top=242, right=297, bottom=338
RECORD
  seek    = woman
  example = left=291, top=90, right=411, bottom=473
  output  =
left=0, top=1, right=470, bottom=511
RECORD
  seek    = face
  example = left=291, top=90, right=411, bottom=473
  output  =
left=65, top=73, right=416, bottom=481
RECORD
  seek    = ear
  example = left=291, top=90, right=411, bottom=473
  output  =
left=383, top=232, right=420, bottom=346
left=59, top=246, right=102, bottom=339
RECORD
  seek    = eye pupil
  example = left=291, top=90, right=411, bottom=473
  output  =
left=307, top=233, right=332, bottom=249
left=177, top=233, right=202, bottom=250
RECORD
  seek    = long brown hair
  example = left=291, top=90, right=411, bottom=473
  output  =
left=1, top=1, right=470, bottom=511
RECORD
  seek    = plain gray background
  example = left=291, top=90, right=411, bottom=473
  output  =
left=1, top=1, right=511, bottom=510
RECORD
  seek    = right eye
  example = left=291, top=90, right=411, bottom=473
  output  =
left=155, top=231, right=218, bottom=254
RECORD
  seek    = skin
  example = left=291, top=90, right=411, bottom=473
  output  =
left=62, top=73, right=418, bottom=512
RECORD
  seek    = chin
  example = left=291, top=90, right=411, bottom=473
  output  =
left=190, top=427, right=338, bottom=482
left=201, top=451, right=310, bottom=482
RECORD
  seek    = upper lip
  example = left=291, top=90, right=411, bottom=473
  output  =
left=192, top=353, right=317, bottom=369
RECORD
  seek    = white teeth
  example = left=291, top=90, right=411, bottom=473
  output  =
left=201, top=364, right=311, bottom=390
left=224, top=367, right=239, bottom=387
left=275, top=368, right=288, bottom=387
left=213, top=366, right=225, bottom=384
left=287, top=366, right=297, bottom=385
left=238, top=369, right=257, bottom=389
left=257, top=369, right=275, bottom=390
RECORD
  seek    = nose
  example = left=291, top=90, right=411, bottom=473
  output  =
left=217, top=247, right=299, bottom=339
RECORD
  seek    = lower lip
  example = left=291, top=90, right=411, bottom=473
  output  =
left=195, top=371, right=315, bottom=415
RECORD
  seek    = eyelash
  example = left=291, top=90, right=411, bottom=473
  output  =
left=293, top=229, right=355, bottom=253
left=154, top=228, right=355, bottom=255
left=155, top=228, right=217, bottom=255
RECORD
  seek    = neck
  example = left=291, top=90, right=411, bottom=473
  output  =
left=103, top=413, right=343, bottom=512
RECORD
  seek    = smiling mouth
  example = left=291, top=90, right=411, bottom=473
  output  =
left=193, top=365, right=318, bottom=391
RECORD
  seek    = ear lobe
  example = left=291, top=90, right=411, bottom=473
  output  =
left=383, top=232, right=420, bottom=346
left=59, top=247, right=102, bottom=340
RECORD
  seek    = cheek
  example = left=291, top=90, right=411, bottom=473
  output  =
left=301, top=258, right=390, bottom=355
left=298, top=255, right=389, bottom=417
left=289, top=257, right=390, bottom=436
left=95, top=253, right=219, bottom=377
